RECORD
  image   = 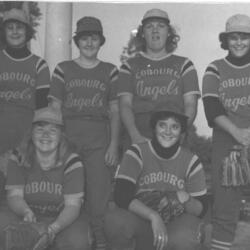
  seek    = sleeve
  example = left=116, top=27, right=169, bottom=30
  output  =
left=203, top=96, right=227, bottom=128
left=35, top=58, right=51, bottom=108
left=185, top=154, right=207, bottom=197
left=202, top=62, right=220, bottom=98
left=48, top=63, right=65, bottom=103
left=5, top=154, right=25, bottom=190
left=117, top=61, right=134, bottom=97
left=115, top=144, right=143, bottom=184
left=108, top=65, right=119, bottom=101
left=63, top=153, right=84, bottom=200
left=181, top=58, right=200, bottom=97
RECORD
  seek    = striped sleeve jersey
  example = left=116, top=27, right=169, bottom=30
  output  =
left=0, top=50, right=50, bottom=110
left=49, top=60, right=119, bottom=120
left=116, top=140, right=207, bottom=197
left=118, top=52, right=200, bottom=114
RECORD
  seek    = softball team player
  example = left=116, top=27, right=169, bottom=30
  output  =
left=202, top=14, right=250, bottom=250
left=118, top=8, right=200, bottom=150
left=0, top=107, right=90, bottom=250
left=105, top=102, right=207, bottom=250
left=0, top=8, right=50, bottom=155
left=49, top=16, right=120, bottom=250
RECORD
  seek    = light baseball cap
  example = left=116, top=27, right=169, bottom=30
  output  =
left=142, top=9, right=170, bottom=25
left=33, top=106, right=63, bottom=126
left=3, top=8, right=31, bottom=27
left=219, top=14, right=250, bottom=40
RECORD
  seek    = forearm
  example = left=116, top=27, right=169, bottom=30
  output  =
left=7, top=195, right=32, bottom=217
left=129, top=198, right=158, bottom=222
left=109, top=101, right=121, bottom=147
left=183, top=95, right=198, bottom=126
left=49, top=205, right=81, bottom=234
left=48, top=97, right=62, bottom=110
left=120, top=103, right=141, bottom=139
left=214, top=115, right=238, bottom=136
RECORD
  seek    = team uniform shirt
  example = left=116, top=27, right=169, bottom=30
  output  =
left=118, top=52, right=200, bottom=114
left=0, top=50, right=50, bottom=111
left=5, top=152, right=84, bottom=217
left=202, top=58, right=250, bottom=128
left=49, top=60, right=119, bottom=121
left=116, top=141, right=207, bottom=197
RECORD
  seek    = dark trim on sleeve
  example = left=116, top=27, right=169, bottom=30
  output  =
left=195, top=194, right=210, bottom=218
left=202, top=96, right=227, bottom=128
left=114, top=178, right=136, bottom=209
left=35, top=87, right=49, bottom=109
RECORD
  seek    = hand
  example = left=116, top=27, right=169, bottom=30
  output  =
left=105, top=143, right=119, bottom=167
left=149, top=212, right=168, bottom=250
left=176, top=190, right=190, bottom=204
left=23, top=209, right=36, bottom=223
left=232, top=127, right=250, bottom=146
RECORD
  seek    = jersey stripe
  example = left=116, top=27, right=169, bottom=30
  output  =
left=120, top=62, right=131, bottom=74
left=53, top=65, right=64, bottom=83
left=181, top=59, right=194, bottom=76
left=126, top=144, right=143, bottom=166
left=64, top=154, right=83, bottom=175
left=110, top=67, right=119, bottom=82
left=186, top=155, right=200, bottom=177
left=36, top=58, right=48, bottom=74
left=204, top=64, right=220, bottom=79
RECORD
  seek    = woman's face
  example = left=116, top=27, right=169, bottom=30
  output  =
left=77, top=33, right=101, bottom=60
left=5, top=21, right=27, bottom=48
left=32, top=123, right=61, bottom=154
left=143, top=18, right=169, bottom=54
left=227, top=32, right=250, bottom=58
left=155, top=117, right=182, bottom=148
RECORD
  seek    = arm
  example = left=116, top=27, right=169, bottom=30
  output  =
left=49, top=97, right=62, bottom=110
left=183, top=94, right=198, bottom=127
left=214, top=115, right=250, bottom=146
left=105, top=100, right=120, bottom=167
left=7, top=189, right=36, bottom=222
left=119, top=94, right=146, bottom=144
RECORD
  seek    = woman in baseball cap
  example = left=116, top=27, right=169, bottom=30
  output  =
left=106, top=102, right=208, bottom=250
left=0, top=106, right=91, bottom=249
left=49, top=15, right=120, bottom=250
left=0, top=8, right=50, bottom=158
left=202, top=14, right=250, bottom=250
left=118, top=8, right=200, bottom=152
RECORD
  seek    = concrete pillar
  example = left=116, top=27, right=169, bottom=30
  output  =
left=44, top=2, right=72, bottom=72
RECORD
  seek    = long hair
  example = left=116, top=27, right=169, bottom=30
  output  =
left=13, top=125, right=76, bottom=168
left=135, top=23, right=180, bottom=54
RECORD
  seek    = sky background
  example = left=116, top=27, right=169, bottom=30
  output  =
left=31, top=1, right=250, bottom=137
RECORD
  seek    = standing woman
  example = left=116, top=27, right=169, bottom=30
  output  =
left=118, top=8, right=200, bottom=150
left=202, top=14, right=250, bottom=250
left=49, top=16, right=120, bottom=250
left=0, top=8, right=50, bottom=155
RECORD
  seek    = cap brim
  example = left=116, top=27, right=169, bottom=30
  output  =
left=142, top=16, right=169, bottom=25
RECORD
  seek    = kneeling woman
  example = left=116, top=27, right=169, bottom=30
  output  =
left=111, top=102, right=208, bottom=250
left=0, top=107, right=91, bottom=250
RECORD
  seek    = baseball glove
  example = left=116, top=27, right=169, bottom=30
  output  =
left=135, top=190, right=185, bottom=224
left=3, top=221, right=51, bottom=250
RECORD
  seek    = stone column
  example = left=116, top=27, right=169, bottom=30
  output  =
left=44, top=2, right=72, bottom=72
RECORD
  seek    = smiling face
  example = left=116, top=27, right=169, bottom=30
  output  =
left=143, top=18, right=169, bottom=55
left=155, top=117, right=182, bottom=148
left=32, top=122, right=62, bottom=154
left=5, top=21, right=27, bottom=48
left=77, top=33, right=102, bottom=60
left=227, top=32, right=250, bottom=58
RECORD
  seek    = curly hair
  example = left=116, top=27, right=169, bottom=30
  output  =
left=14, top=124, right=76, bottom=169
left=134, top=23, right=180, bottom=53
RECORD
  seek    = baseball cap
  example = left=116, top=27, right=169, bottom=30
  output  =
left=33, top=106, right=63, bottom=126
left=150, top=101, right=188, bottom=132
left=3, top=8, right=31, bottom=27
left=219, top=14, right=250, bottom=40
left=142, top=9, right=170, bottom=25
left=73, top=16, right=105, bottom=46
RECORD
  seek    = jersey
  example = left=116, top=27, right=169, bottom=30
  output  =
left=49, top=60, right=119, bottom=121
left=202, top=58, right=250, bottom=128
left=0, top=50, right=50, bottom=112
left=116, top=141, right=207, bottom=197
left=5, top=152, right=84, bottom=217
left=118, top=52, right=200, bottom=114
